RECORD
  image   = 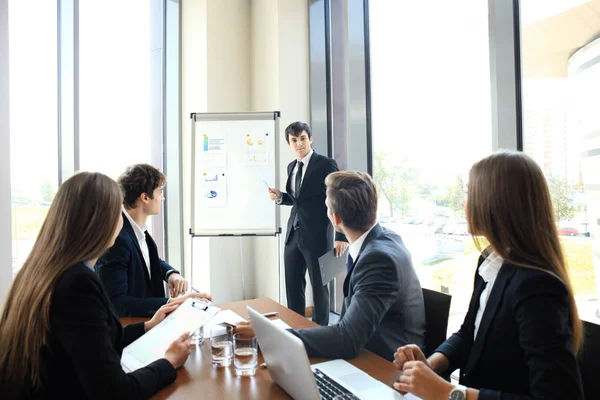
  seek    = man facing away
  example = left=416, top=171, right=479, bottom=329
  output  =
left=289, top=171, right=426, bottom=361
left=268, top=121, right=348, bottom=326
left=96, top=164, right=210, bottom=317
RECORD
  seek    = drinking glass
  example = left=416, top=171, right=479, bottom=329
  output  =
left=210, top=324, right=233, bottom=367
left=191, top=326, right=204, bottom=345
left=233, top=332, right=258, bottom=376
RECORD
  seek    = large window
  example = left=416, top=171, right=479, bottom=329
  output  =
left=521, top=1, right=600, bottom=322
left=369, top=1, right=492, bottom=329
left=9, top=0, right=58, bottom=275
left=78, top=1, right=152, bottom=179
left=8, top=0, right=170, bottom=276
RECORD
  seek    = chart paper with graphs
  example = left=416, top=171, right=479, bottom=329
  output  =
left=190, top=112, right=280, bottom=236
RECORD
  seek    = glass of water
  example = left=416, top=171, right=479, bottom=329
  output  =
left=210, top=324, right=233, bottom=367
left=233, top=332, right=258, bottom=376
left=192, top=326, right=204, bottom=345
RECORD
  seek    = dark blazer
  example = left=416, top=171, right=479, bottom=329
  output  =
left=436, top=257, right=584, bottom=400
left=292, top=224, right=426, bottom=361
left=38, top=262, right=176, bottom=399
left=96, top=213, right=177, bottom=317
left=280, top=151, right=345, bottom=254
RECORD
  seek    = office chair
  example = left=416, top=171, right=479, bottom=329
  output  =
left=422, top=288, right=452, bottom=357
left=579, top=320, right=600, bottom=399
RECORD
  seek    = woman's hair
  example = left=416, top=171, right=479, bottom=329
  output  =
left=467, top=151, right=583, bottom=353
left=0, top=172, right=123, bottom=396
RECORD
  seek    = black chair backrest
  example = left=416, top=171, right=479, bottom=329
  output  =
left=422, top=288, right=452, bottom=357
left=580, top=320, right=600, bottom=399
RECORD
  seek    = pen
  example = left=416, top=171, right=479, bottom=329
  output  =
left=245, top=311, right=279, bottom=323
left=262, top=311, right=279, bottom=318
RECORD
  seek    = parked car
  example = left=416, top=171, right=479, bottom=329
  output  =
left=379, top=216, right=397, bottom=224
left=558, top=227, right=579, bottom=236
left=441, top=219, right=469, bottom=236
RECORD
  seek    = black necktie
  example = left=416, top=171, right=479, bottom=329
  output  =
left=346, top=253, right=354, bottom=272
left=295, top=161, right=304, bottom=198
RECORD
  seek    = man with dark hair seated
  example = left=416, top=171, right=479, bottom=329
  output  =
left=96, top=164, right=210, bottom=317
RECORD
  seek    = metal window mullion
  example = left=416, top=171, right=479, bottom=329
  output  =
left=58, top=0, right=79, bottom=183
left=487, top=0, right=522, bottom=152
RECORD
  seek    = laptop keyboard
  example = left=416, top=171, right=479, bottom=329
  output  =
left=313, top=368, right=360, bottom=400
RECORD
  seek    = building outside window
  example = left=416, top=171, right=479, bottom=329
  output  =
left=368, top=0, right=600, bottom=327
left=521, top=0, right=600, bottom=321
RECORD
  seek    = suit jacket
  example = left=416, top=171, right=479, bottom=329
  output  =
left=291, top=224, right=426, bottom=361
left=37, top=262, right=176, bottom=399
left=436, top=257, right=584, bottom=400
left=280, top=151, right=345, bottom=254
left=96, top=213, right=177, bottom=317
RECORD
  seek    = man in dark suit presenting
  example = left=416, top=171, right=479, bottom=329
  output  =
left=268, top=122, right=347, bottom=326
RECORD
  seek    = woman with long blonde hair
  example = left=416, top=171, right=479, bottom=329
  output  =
left=0, top=172, right=191, bottom=399
left=392, top=152, right=583, bottom=400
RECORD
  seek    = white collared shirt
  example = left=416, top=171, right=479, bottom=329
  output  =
left=290, top=150, right=314, bottom=198
left=348, top=223, right=378, bottom=264
left=474, top=251, right=504, bottom=339
left=123, top=208, right=151, bottom=278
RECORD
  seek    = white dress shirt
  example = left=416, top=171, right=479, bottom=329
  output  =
left=348, top=223, right=378, bottom=263
left=123, top=208, right=151, bottom=279
left=290, top=150, right=314, bottom=198
left=473, top=251, right=504, bottom=339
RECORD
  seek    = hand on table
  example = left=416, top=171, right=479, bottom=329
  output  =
left=393, top=361, right=453, bottom=400
left=393, top=344, right=429, bottom=371
left=233, top=320, right=256, bottom=336
left=168, top=291, right=213, bottom=304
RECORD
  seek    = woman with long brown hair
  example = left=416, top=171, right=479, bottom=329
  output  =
left=392, top=152, right=584, bottom=400
left=0, top=172, right=191, bottom=399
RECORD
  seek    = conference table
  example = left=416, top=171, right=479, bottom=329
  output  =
left=121, top=297, right=402, bottom=399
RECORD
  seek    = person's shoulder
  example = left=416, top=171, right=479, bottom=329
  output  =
left=100, top=226, right=133, bottom=259
left=312, top=152, right=334, bottom=164
left=311, top=153, right=339, bottom=174
left=113, top=227, right=132, bottom=248
left=58, top=262, right=94, bottom=280
left=361, top=229, right=405, bottom=260
left=366, top=228, right=412, bottom=264
left=504, top=262, right=569, bottom=299
left=54, top=263, right=102, bottom=298
left=373, top=227, right=405, bottom=249
left=379, top=226, right=400, bottom=239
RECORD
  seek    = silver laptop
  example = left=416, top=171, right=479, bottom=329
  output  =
left=247, top=306, right=408, bottom=400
